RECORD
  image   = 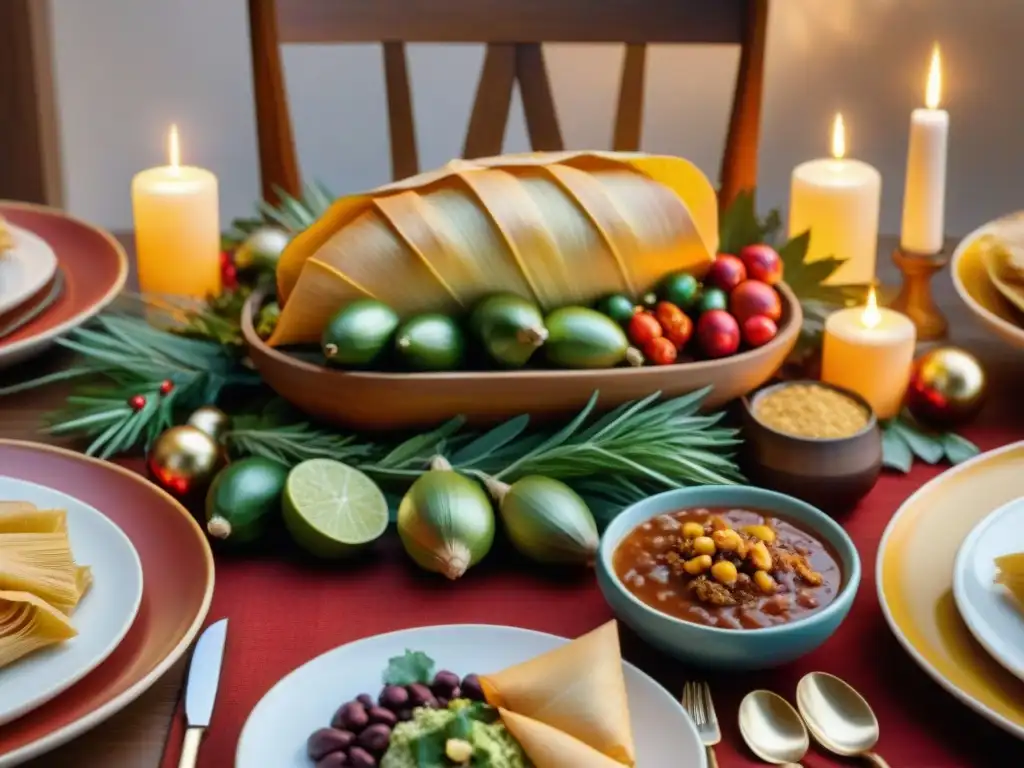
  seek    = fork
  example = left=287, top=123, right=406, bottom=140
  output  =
left=682, top=680, right=721, bottom=768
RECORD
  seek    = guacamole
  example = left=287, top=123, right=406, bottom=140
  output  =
left=380, top=700, right=531, bottom=768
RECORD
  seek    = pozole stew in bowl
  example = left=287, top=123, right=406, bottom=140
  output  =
left=597, top=486, right=860, bottom=669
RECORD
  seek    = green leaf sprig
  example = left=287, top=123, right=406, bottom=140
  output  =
left=382, top=649, right=436, bottom=686
left=223, top=181, right=336, bottom=247
left=881, top=412, right=980, bottom=473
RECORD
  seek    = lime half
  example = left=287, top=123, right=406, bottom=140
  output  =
left=282, top=459, right=389, bottom=559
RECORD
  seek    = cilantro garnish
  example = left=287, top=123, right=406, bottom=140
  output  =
left=382, top=649, right=436, bottom=686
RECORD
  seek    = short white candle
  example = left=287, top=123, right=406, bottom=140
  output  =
left=821, top=287, right=917, bottom=420
left=132, top=125, right=221, bottom=299
left=789, top=114, right=882, bottom=286
left=900, top=44, right=949, bottom=254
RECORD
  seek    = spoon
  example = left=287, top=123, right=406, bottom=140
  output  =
left=796, top=672, right=891, bottom=768
left=738, top=689, right=809, bottom=767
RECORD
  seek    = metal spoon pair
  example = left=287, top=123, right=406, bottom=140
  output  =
left=738, top=672, right=890, bottom=768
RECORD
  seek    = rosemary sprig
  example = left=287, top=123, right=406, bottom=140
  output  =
left=1, top=310, right=262, bottom=457
left=226, top=387, right=743, bottom=523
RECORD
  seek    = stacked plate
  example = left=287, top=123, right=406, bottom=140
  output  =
left=0, top=202, right=127, bottom=370
left=952, top=212, right=1024, bottom=350
left=878, top=442, right=1024, bottom=741
left=0, top=442, right=213, bottom=766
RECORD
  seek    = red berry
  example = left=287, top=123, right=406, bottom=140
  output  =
left=739, top=244, right=783, bottom=285
left=696, top=310, right=740, bottom=359
left=219, top=251, right=233, bottom=267
left=654, top=301, right=687, bottom=332
left=706, top=254, right=747, bottom=293
left=627, top=311, right=663, bottom=346
left=128, top=394, right=147, bottom=411
left=742, top=315, right=779, bottom=347
left=159, top=379, right=174, bottom=395
left=643, top=337, right=678, bottom=366
left=663, top=313, right=693, bottom=349
left=730, top=280, right=782, bottom=324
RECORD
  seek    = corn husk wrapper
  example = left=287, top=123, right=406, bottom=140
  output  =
left=0, top=590, right=77, bottom=670
left=271, top=151, right=719, bottom=346
left=480, top=620, right=635, bottom=766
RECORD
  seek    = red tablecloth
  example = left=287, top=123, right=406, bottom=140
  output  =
left=159, top=410, right=1024, bottom=768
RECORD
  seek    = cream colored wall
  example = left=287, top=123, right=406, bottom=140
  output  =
left=51, top=0, right=1023, bottom=237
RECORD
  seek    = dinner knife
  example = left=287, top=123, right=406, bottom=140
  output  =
left=179, top=618, right=228, bottom=768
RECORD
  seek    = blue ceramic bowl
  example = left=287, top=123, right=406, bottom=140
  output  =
left=597, top=485, right=861, bottom=670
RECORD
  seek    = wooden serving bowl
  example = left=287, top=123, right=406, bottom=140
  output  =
left=740, top=380, right=882, bottom=513
left=242, top=285, right=802, bottom=431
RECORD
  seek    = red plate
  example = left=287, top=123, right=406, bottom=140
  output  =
left=0, top=441, right=213, bottom=766
left=0, top=202, right=127, bottom=369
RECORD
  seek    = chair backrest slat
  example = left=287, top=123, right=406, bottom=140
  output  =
left=276, top=0, right=748, bottom=45
left=248, top=0, right=767, bottom=209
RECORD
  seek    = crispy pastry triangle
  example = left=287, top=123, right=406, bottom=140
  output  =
left=498, top=709, right=628, bottom=768
left=481, top=620, right=635, bottom=766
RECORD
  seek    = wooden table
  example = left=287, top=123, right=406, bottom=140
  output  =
left=2, top=235, right=1021, bottom=767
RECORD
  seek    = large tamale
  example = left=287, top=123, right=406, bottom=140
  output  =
left=270, top=151, right=719, bottom=347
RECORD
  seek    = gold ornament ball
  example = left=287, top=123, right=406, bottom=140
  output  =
left=187, top=406, right=231, bottom=442
left=233, top=226, right=291, bottom=272
left=147, top=426, right=225, bottom=497
left=906, top=346, right=987, bottom=429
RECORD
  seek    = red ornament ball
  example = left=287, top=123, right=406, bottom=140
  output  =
left=696, top=310, right=740, bottom=358
left=706, top=254, right=748, bottom=293
left=221, top=263, right=238, bottom=290
left=730, top=280, right=782, bottom=324
left=742, top=315, right=778, bottom=348
left=644, top=336, right=678, bottom=366
left=159, top=379, right=174, bottom=395
left=739, top=244, right=783, bottom=285
left=128, top=394, right=147, bottom=411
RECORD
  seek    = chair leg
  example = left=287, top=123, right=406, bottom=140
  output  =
left=248, top=0, right=301, bottom=203
left=720, top=0, right=769, bottom=212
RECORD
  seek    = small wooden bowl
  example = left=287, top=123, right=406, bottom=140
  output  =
left=740, top=380, right=882, bottom=513
left=242, top=285, right=802, bottom=431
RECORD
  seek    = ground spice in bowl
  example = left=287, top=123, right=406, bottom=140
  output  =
left=753, top=382, right=870, bottom=439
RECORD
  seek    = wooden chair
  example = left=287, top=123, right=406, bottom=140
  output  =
left=248, top=0, right=769, bottom=210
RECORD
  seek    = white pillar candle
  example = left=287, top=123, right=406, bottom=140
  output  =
left=900, top=45, right=949, bottom=255
left=132, top=125, right=221, bottom=299
left=789, top=114, right=882, bottom=286
left=821, top=288, right=917, bottom=420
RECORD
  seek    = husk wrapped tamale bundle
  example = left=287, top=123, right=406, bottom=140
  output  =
left=271, top=151, right=719, bottom=347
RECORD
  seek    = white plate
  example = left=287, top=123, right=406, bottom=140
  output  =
left=953, top=495, right=1024, bottom=683
left=0, top=477, right=143, bottom=726
left=237, top=624, right=706, bottom=768
left=0, top=225, right=57, bottom=316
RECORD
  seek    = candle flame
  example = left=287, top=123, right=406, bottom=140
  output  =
left=861, top=285, right=882, bottom=329
left=831, top=113, right=846, bottom=160
left=168, top=124, right=180, bottom=171
left=926, top=44, right=942, bottom=109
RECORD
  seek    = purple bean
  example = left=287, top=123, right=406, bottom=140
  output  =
left=406, top=683, right=437, bottom=708
left=357, top=723, right=391, bottom=754
left=460, top=674, right=485, bottom=701
left=307, top=728, right=354, bottom=761
left=316, top=753, right=349, bottom=768
left=367, top=706, right=398, bottom=727
left=431, top=670, right=460, bottom=697
left=356, top=693, right=375, bottom=708
left=378, top=685, right=409, bottom=710
left=436, top=697, right=449, bottom=710
left=348, top=746, right=377, bottom=767
left=331, top=701, right=369, bottom=732
left=396, top=708, right=413, bottom=722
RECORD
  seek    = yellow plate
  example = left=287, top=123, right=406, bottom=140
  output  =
left=878, top=441, right=1024, bottom=740
left=952, top=213, right=1024, bottom=349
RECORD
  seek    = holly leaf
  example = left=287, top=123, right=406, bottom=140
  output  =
left=777, top=230, right=851, bottom=307
left=382, top=649, right=435, bottom=685
left=718, top=191, right=782, bottom=254
left=942, top=432, right=981, bottom=465
left=881, top=425, right=913, bottom=473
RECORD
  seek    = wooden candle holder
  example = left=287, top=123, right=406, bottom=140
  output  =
left=888, top=246, right=949, bottom=341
